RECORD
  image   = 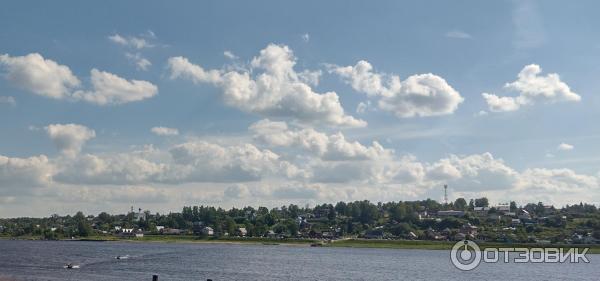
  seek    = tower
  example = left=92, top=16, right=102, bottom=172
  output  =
left=444, top=184, right=448, bottom=205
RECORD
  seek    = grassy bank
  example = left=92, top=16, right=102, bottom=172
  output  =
left=132, top=235, right=317, bottom=245
left=328, top=239, right=600, bottom=254
left=3, top=235, right=599, bottom=253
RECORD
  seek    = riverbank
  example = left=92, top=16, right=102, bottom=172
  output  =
left=328, top=239, right=600, bottom=254
left=2, top=235, right=599, bottom=253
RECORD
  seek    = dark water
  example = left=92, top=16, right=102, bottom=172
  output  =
left=0, top=240, right=596, bottom=280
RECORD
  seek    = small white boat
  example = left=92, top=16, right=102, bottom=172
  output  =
left=63, top=263, right=80, bottom=269
left=115, top=255, right=129, bottom=260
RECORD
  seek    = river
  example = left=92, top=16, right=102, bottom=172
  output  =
left=0, top=240, right=595, bottom=280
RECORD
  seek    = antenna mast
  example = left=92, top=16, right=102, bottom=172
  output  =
left=444, top=184, right=448, bottom=205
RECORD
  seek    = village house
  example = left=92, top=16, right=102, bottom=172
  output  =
left=162, top=228, right=185, bottom=235
left=437, top=210, right=465, bottom=217
left=201, top=226, right=214, bottom=236
left=459, top=223, right=478, bottom=239
left=237, top=227, right=247, bottom=237
left=473, top=207, right=489, bottom=216
left=495, top=203, right=511, bottom=214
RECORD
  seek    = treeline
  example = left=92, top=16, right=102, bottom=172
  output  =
left=1, top=198, right=600, bottom=242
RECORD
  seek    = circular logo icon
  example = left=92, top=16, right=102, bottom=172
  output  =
left=450, top=240, right=481, bottom=271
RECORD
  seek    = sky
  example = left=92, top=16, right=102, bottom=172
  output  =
left=1, top=0, right=600, bottom=217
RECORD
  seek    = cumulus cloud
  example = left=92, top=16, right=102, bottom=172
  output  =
left=517, top=168, right=597, bottom=192
left=483, top=64, right=580, bottom=112
left=481, top=92, right=520, bottom=112
left=72, top=69, right=158, bottom=105
left=223, top=184, right=250, bottom=199
left=250, top=119, right=426, bottom=185
left=557, top=143, right=574, bottom=151
left=53, top=152, right=165, bottom=185
left=45, top=124, right=96, bottom=157
left=0, top=96, right=16, bottom=107
left=330, top=60, right=464, bottom=118
left=151, top=126, right=179, bottom=136
left=427, top=153, right=519, bottom=191
left=0, top=53, right=80, bottom=99
left=168, top=44, right=365, bottom=127
left=0, top=155, right=53, bottom=189
left=250, top=119, right=391, bottom=161
left=168, top=141, right=306, bottom=183
left=0, top=53, right=157, bottom=105
left=167, top=56, right=222, bottom=84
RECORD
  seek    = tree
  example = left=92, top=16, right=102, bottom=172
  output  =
left=510, top=201, right=517, bottom=212
left=73, top=211, right=92, bottom=237
left=454, top=198, right=467, bottom=210
left=474, top=197, right=489, bottom=208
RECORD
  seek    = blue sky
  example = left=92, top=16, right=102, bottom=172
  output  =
left=1, top=1, right=600, bottom=216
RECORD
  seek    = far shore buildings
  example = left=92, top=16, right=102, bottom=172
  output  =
left=436, top=210, right=465, bottom=217
left=201, top=226, right=214, bottom=236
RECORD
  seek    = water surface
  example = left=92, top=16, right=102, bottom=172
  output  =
left=0, top=240, right=595, bottom=280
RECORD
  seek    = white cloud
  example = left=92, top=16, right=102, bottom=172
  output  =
left=481, top=93, right=520, bottom=112
left=250, top=119, right=422, bottom=185
left=125, top=52, right=152, bottom=71
left=250, top=119, right=390, bottom=161
left=53, top=152, right=165, bottom=185
left=151, top=126, right=179, bottom=136
left=108, top=34, right=152, bottom=49
left=0, top=53, right=80, bottom=99
left=474, top=110, right=488, bottom=117
left=445, top=30, right=472, bottom=39
left=484, top=64, right=580, bottom=112
left=517, top=168, right=597, bottom=192
left=72, top=69, right=157, bottom=105
left=427, top=153, right=519, bottom=191
left=49, top=138, right=306, bottom=186
left=223, top=51, right=238, bottom=60
left=557, top=143, right=574, bottom=151
left=0, top=96, right=16, bottom=107
left=168, top=44, right=366, bottom=127
left=0, top=53, right=157, bottom=105
left=301, top=33, right=310, bottom=42
left=167, top=56, right=223, bottom=84
left=330, top=60, right=464, bottom=118
left=0, top=154, right=53, bottom=190
left=45, top=124, right=96, bottom=157
left=505, top=64, right=580, bottom=104
left=223, top=184, right=250, bottom=199
left=109, top=33, right=156, bottom=71
left=356, top=101, right=368, bottom=113
left=298, top=69, right=322, bottom=86
left=168, top=141, right=305, bottom=183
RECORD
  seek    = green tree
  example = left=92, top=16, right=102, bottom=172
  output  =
left=74, top=211, right=92, bottom=237
left=474, top=197, right=489, bottom=208
left=454, top=198, right=467, bottom=210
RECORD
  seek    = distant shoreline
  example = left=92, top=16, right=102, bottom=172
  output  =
left=2, top=235, right=599, bottom=253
